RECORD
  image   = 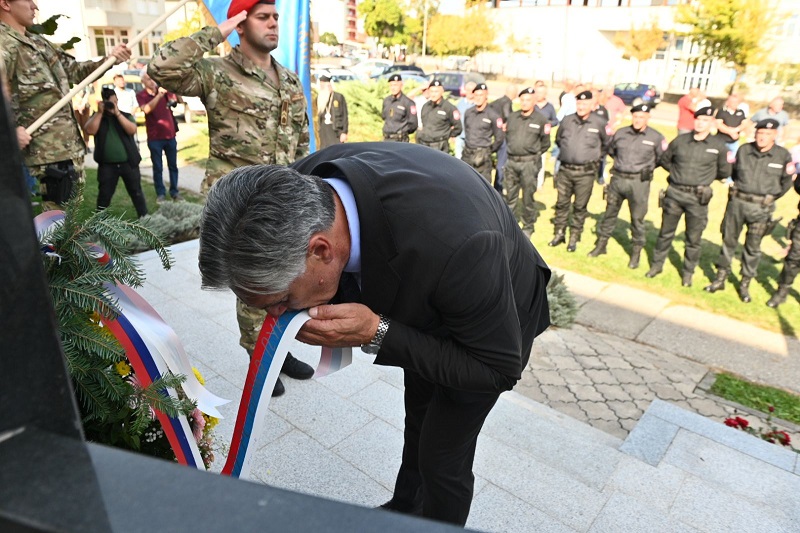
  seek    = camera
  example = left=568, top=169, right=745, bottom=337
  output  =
left=102, top=100, right=116, bottom=115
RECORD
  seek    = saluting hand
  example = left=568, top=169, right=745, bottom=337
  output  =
left=297, top=303, right=380, bottom=348
left=218, top=10, right=249, bottom=39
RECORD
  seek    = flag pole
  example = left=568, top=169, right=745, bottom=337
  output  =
left=26, top=0, right=192, bottom=135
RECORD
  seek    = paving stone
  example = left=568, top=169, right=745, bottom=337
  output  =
left=685, top=397, right=731, bottom=419
left=559, top=369, right=594, bottom=386
left=650, top=383, right=688, bottom=401
left=575, top=355, right=607, bottom=369
left=610, top=368, right=644, bottom=385
left=588, top=419, right=628, bottom=440
left=514, top=381, right=549, bottom=404
left=548, top=354, right=583, bottom=370
left=619, top=417, right=638, bottom=432
left=588, top=491, right=700, bottom=533
left=625, top=384, right=656, bottom=401
left=548, top=401, right=589, bottom=422
left=541, top=384, right=577, bottom=403
left=619, top=354, right=656, bottom=370
left=535, top=369, right=568, bottom=386
left=672, top=380, right=699, bottom=397
left=595, top=384, right=633, bottom=402
left=579, top=401, right=617, bottom=421
left=636, top=368, right=671, bottom=384
left=597, top=355, right=634, bottom=370
left=569, top=384, right=605, bottom=402
left=633, top=398, right=653, bottom=412
left=585, top=369, right=617, bottom=385
left=565, top=342, right=598, bottom=357
left=606, top=400, right=642, bottom=420
left=467, top=483, right=575, bottom=533
left=619, top=412, right=679, bottom=466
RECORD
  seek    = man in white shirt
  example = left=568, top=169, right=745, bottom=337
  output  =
left=112, top=74, right=139, bottom=115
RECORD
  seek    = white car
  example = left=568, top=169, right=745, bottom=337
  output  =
left=311, top=68, right=358, bottom=84
left=350, top=59, right=392, bottom=80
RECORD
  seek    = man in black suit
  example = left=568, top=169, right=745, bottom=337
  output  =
left=198, top=142, right=551, bottom=526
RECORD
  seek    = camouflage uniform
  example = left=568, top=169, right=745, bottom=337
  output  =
left=0, top=21, right=104, bottom=205
left=148, top=26, right=310, bottom=193
left=148, top=25, right=310, bottom=354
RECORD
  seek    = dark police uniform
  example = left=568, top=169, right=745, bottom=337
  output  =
left=318, top=81, right=349, bottom=149
left=705, top=119, right=794, bottom=301
left=382, top=75, right=418, bottom=142
left=646, top=107, right=732, bottom=285
left=504, top=87, right=551, bottom=234
left=490, top=93, right=514, bottom=192
left=590, top=104, right=666, bottom=268
left=462, top=87, right=505, bottom=183
left=550, top=90, right=610, bottom=251
left=768, top=167, right=800, bottom=308
left=417, top=80, right=462, bottom=153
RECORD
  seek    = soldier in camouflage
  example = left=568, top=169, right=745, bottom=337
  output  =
left=148, top=0, right=310, bottom=194
left=0, top=0, right=130, bottom=209
left=148, top=0, right=313, bottom=396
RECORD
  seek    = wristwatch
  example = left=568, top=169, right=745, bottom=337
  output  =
left=361, top=314, right=390, bottom=355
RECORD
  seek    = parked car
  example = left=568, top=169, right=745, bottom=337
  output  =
left=350, top=59, right=392, bottom=79
left=171, top=96, right=206, bottom=123
left=426, top=71, right=486, bottom=98
left=372, top=64, right=425, bottom=78
left=310, top=67, right=358, bottom=84
left=613, top=83, right=661, bottom=106
left=374, top=71, right=429, bottom=85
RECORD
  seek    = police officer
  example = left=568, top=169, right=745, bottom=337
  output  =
left=489, top=84, right=517, bottom=192
left=417, top=79, right=462, bottom=153
left=462, top=83, right=504, bottom=183
left=549, top=89, right=610, bottom=252
left=704, top=119, right=794, bottom=302
left=588, top=104, right=666, bottom=269
left=767, top=171, right=800, bottom=308
left=645, top=107, right=732, bottom=287
left=504, top=86, right=551, bottom=236
left=382, top=74, right=417, bottom=142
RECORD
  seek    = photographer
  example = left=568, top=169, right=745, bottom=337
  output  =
left=84, top=88, right=148, bottom=217
left=137, top=70, right=180, bottom=202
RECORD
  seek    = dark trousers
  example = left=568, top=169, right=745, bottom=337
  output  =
left=553, top=165, right=596, bottom=236
left=494, top=141, right=507, bottom=192
left=596, top=176, right=651, bottom=246
left=716, top=197, right=772, bottom=277
left=97, top=161, right=148, bottom=218
left=503, top=157, right=540, bottom=230
left=779, top=216, right=800, bottom=286
left=417, top=138, right=450, bottom=153
left=147, top=137, right=179, bottom=198
left=651, top=188, right=708, bottom=274
left=461, top=146, right=493, bottom=183
left=391, top=370, right=499, bottom=526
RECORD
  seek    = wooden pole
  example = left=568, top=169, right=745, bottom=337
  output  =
left=26, top=0, right=192, bottom=135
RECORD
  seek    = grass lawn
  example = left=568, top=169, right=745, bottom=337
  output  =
left=711, top=372, right=800, bottom=425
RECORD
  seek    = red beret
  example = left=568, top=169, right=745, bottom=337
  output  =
left=227, top=0, right=275, bottom=19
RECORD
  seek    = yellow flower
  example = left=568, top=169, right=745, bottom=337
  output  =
left=192, top=367, right=205, bottom=385
left=115, top=361, right=132, bottom=377
left=203, top=414, right=219, bottom=430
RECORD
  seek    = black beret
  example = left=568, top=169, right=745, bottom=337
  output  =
left=631, top=104, right=651, bottom=113
left=473, top=83, right=488, bottom=92
left=694, top=106, right=714, bottom=118
left=319, top=74, right=331, bottom=82
left=576, top=90, right=593, bottom=100
left=387, top=74, right=402, bottom=82
left=429, top=79, right=444, bottom=88
left=755, top=118, right=780, bottom=130
left=519, top=87, right=535, bottom=96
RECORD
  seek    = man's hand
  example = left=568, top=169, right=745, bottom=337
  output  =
left=297, top=303, right=380, bottom=347
left=108, top=44, right=131, bottom=65
left=218, top=10, right=248, bottom=39
left=16, top=126, right=31, bottom=149
left=157, top=86, right=168, bottom=96
left=340, top=133, right=348, bottom=143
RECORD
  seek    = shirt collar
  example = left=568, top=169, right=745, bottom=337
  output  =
left=323, top=177, right=361, bottom=273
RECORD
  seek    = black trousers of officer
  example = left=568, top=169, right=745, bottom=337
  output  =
left=553, top=164, right=597, bottom=237
left=391, top=370, right=499, bottom=526
left=596, top=175, right=651, bottom=246
left=778, top=216, right=800, bottom=287
left=504, top=155, right=541, bottom=230
left=462, top=146, right=493, bottom=183
left=716, top=196, right=772, bottom=278
left=417, top=138, right=450, bottom=153
left=651, top=187, right=709, bottom=274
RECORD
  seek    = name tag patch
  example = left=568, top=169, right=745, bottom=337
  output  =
left=768, top=163, right=783, bottom=168
left=397, top=105, right=405, bottom=110
left=529, top=123, right=540, bottom=129
left=706, top=148, right=719, bottom=154
left=642, top=140, right=654, bottom=146
left=588, top=128, right=599, bottom=133
left=437, top=110, right=447, bottom=115
left=482, top=118, right=491, bottom=123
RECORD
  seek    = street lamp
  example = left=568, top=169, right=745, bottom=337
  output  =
left=422, top=0, right=427, bottom=57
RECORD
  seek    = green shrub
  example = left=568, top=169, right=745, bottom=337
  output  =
left=547, top=272, right=578, bottom=328
left=131, top=201, right=204, bottom=252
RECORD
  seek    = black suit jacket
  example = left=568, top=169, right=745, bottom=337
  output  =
left=291, top=143, right=551, bottom=393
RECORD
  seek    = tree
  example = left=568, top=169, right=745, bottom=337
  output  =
left=427, top=7, right=497, bottom=57
left=29, top=14, right=80, bottom=50
left=359, top=0, right=406, bottom=46
left=614, top=23, right=665, bottom=79
left=319, top=32, right=339, bottom=46
left=163, top=8, right=206, bottom=44
left=676, top=0, right=780, bottom=93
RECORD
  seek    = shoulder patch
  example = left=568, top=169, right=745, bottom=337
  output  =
left=661, top=139, right=668, bottom=151
left=788, top=162, right=797, bottom=175
left=544, top=123, right=551, bottom=135
left=290, top=93, right=304, bottom=102
left=410, top=105, right=417, bottom=115
left=726, top=151, right=735, bottom=163
left=453, top=110, right=460, bottom=120
left=496, top=117, right=503, bottom=128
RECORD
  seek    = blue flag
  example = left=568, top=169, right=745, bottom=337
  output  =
left=202, top=0, right=316, bottom=152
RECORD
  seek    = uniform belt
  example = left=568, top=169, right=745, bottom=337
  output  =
left=561, top=162, right=597, bottom=172
left=508, top=154, right=539, bottom=162
left=384, top=133, right=407, bottom=139
left=670, top=183, right=698, bottom=193
left=612, top=170, right=641, bottom=179
left=733, top=190, right=771, bottom=204
left=465, top=145, right=490, bottom=151
left=420, top=136, right=450, bottom=144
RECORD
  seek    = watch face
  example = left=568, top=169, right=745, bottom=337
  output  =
left=361, top=344, right=380, bottom=355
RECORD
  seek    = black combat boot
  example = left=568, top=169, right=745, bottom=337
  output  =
left=767, top=285, right=791, bottom=308
left=628, top=246, right=642, bottom=269
left=738, top=276, right=752, bottom=303
left=682, top=271, right=693, bottom=287
left=588, top=237, right=608, bottom=257
left=567, top=232, right=580, bottom=252
left=704, top=269, right=728, bottom=293
left=645, top=264, right=662, bottom=278
left=548, top=228, right=566, bottom=247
